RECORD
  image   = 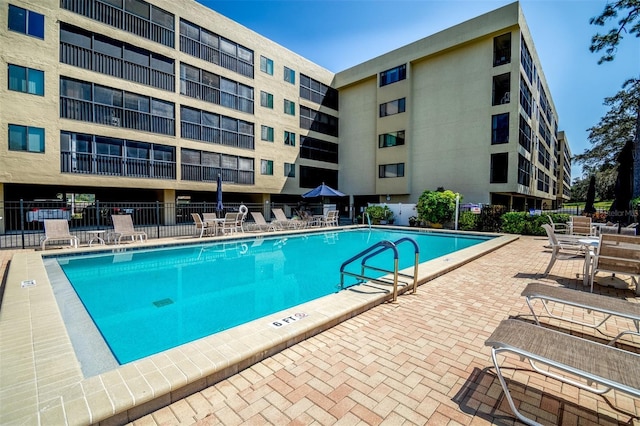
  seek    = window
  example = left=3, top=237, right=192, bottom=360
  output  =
left=62, top=0, right=175, bottom=47
left=8, top=5, right=44, bottom=39
left=300, top=74, right=338, bottom=110
left=517, top=154, right=530, bottom=186
left=284, top=99, right=295, bottom=115
left=260, top=91, right=273, bottom=108
left=284, top=162, right=295, bottom=177
left=492, top=73, right=510, bottom=105
left=379, top=64, right=406, bottom=87
left=490, top=153, right=508, bottom=183
left=8, top=124, right=45, bottom=152
left=537, top=170, right=550, bottom=192
left=379, top=98, right=405, bottom=117
left=491, top=113, right=509, bottom=144
left=379, top=163, right=404, bottom=178
left=284, top=66, right=295, bottom=84
left=261, top=125, right=274, bottom=142
left=260, top=56, right=273, bottom=75
left=8, top=64, right=44, bottom=95
left=300, top=166, right=338, bottom=189
left=178, top=18, right=251, bottom=76
left=284, top=131, right=295, bottom=146
left=520, top=75, right=532, bottom=117
left=521, top=36, right=533, bottom=83
left=493, top=33, right=511, bottom=66
left=299, top=106, right=339, bottom=137
left=261, top=159, right=273, bottom=175
left=518, top=114, right=531, bottom=152
left=379, top=131, right=405, bottom=148
left=300, top=137, right=338, bottom=163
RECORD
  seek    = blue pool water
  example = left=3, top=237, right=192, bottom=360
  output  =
left=55, top=228, right=491, bottom=363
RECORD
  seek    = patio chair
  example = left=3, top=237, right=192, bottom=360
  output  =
left=320, top=210, right=340, bottom=227
left=247, top=211, right=277, bottom=232
left=111, top=214, right=147, bottom=244
left=546, top=214, right=568, bottom=234
left=569, top=215, right=596, bottom=236
left=599, top=224, right=636, bottom=236
left=202, top=212, right=217, bottom=222
left=191, top=213, right=216, bottom=238
left=221, top=212, right=242, bottom=235
left=541, top=224, right=586, bottom=276
left=272, top=208, right=304, bottom=229
left=485, top=319, right=640, bottom=426
left=589, top=233, right=640, bottom=294
left=41, top=219, right=78, bottom=250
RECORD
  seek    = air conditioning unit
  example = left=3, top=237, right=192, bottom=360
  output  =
left=111, top=116, right=121, bottom=126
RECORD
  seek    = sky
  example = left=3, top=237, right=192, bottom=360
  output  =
left=196, top=0, right=639, bottom=181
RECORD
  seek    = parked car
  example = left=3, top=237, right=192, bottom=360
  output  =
left=25, top=199, right=72, bottom=222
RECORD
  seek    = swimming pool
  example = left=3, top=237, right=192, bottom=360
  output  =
left=53, top=228, right=492, bottom=364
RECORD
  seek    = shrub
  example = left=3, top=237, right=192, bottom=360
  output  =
left=501, top=212, right=527, bottom=234
left=364, top=205, right=393, bottom=224
left=417, top=189, right=460, bottom=225
left=458, top=211, right=478, bottom=231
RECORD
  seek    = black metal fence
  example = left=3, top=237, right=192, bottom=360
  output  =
left=0, top=200, right=326, bottom=250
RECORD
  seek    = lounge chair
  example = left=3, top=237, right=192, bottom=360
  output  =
left=110, top=214, right=147, bottom=244
left=589, top=233, right=640, bottom=294
left=272, top=208, right=304, bottom=229
left=247, top=211, right=276, bottom=232
left=485, top=319, right=640, bottom=426
left=191, top=213, right=216, bottom=238
left=41, top=219, right=78, bottom=250
left=522, top=282, right=640, bottom=345
left=541, top=224, right=586, bottom=276
left=569, top=215, right=596, bottom=236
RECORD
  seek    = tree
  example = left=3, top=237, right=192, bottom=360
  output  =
left=589, top=0, right=640, bottom=196
left=584, top=176, right=597, bottom=214
left=590, top=0, right=640, bottom=64
left=572, top=79, right=639, bottom=173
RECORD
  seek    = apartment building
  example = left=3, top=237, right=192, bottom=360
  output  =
left=335, top=2, right=567, bottom=211
left=0, top=0, right=569, bottom=221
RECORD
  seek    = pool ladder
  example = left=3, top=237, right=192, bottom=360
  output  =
left=339, top=237, right=420, bottom=303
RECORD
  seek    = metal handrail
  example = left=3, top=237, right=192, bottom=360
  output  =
left=340, top=237, right=420, bottom=302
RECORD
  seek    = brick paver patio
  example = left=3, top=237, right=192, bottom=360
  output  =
left=125, top=235, right=640, bottom=426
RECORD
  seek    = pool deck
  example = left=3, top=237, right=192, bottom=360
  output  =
left=1, top=228, right=639, bottom=425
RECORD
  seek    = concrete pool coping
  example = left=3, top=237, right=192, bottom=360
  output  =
left=0, top=226, right=518, bottom=425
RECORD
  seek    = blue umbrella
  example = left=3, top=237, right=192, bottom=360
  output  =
left=302, top=182, right=346, bottom=198
left=216, top=174, right=224, bottom=212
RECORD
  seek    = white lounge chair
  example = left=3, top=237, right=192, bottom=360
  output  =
left=486, top=319, right=640, bottom=426
left=191, top=213, right=216, bottom=238
left=41, top=219, right=78, bottom=250
left=111, top=214, right=147, bottom=244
